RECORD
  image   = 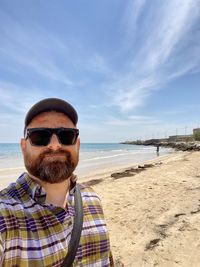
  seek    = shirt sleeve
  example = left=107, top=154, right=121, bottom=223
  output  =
left=0, top=233, right=5, bottom=265
left=91, top=188, right=115, bottom=267
left=80, top=185, right=114, bottom=266
left=109, top=250, right=114, bottom=266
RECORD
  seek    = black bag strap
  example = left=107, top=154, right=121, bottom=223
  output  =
left=61, top=184, right=83, bottom=267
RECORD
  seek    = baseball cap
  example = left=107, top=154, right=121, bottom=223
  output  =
left=24, top=98, right=78, bottom=130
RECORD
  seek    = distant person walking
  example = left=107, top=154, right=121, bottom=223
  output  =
left=0, top=98, right=113, bottom=266
left=156, top=144, right=160, bottom=156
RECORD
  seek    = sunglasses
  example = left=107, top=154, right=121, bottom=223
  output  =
left=25, top=127, right=79, bottom=146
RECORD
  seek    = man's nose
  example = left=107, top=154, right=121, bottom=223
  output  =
left=47, top=134, right=62, bottom=150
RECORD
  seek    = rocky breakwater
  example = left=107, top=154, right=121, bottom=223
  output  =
left=121, top=140, right=200, bottom=151
left=159, top=141, right=200, bottom=151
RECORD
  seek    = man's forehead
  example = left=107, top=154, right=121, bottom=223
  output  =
left=28, top=111, right=75, bottom=127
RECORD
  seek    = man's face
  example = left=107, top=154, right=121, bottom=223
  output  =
left=21, top=111, right=80, bottom=184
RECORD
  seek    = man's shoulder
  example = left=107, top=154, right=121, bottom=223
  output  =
left=0, top=181, right=21, bottom=208
left=78, top=183, right=106, bottom=218
left=78, top=183, right=101, bottom=199
left=0, top=182, right=16, bottom=198
left=0, top=173, right=27, bottom=201
left=0, top=183, right=20, bottom=233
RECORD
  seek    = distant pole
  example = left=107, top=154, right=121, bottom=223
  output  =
left=185, top=126, right=187, bottom=136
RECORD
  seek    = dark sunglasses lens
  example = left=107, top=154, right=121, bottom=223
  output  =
left=58, top=129, right=78, bottom=145
left=29, top=130, right=51, bottom=146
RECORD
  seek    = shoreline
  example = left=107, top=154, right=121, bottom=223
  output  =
left=0, top=150, right=175, bottom=190
left=80, top=151, right=179, bottom=184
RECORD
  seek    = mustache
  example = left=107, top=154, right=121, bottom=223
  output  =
left=39, top=149, right=71, bottom=159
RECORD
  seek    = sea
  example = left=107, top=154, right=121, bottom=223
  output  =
left=0, top=143, right=174, bottom=181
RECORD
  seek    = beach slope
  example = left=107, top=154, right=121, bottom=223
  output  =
left=91, top=151, right=200, bottom=266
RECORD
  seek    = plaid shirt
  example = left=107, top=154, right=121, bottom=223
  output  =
left=0, top=173, right=113, bottom=266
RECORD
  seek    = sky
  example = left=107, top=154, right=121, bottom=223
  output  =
left=0, top=0, right=200, bottom=143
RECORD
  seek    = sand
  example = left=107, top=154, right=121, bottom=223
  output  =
left=90, top=151, right=200, bottom=266
left=1, top=151, right=200, bottom=266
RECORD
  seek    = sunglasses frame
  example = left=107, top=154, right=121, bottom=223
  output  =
left=25, top=127, right=79, bottom=146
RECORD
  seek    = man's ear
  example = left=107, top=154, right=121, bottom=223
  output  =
left=77, top=137, right=80, bottom=150
left=20, top=138, right=26, bottom=155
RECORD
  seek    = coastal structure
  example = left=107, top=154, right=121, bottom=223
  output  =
left=121, top=128, right=200, bottom=151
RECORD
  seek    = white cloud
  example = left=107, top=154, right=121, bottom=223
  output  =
left=120, top=0, right=146, bottom=45
left=104, top=115, right=160, bottom=126
left=107, top=0, right=200, bottom=113
left=138, top=0, right=200, bottom=71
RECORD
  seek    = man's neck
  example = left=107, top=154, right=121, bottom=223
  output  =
left=28, top=174, right=71, bottom=209
left=43, top=180, right=71, bottom=209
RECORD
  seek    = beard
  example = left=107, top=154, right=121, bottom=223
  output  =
left=23, top=149, right=79, bottom=184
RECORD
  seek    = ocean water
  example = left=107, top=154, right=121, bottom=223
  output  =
left=0, top=143, right=173, bottom=180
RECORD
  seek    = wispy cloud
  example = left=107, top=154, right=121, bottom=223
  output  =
left=0, top=80, right=45, bottom=114
left=0, top=11, right=73, bottom=86
left=86, top=54, right=112, bottom=75
left=0, top=1, right=199, bottom=142
left=120, top=0, right=146, bottom=42
left=105, top=115, right=160, bottom=126
left=137, top=0, right=200, bottom=71
left=106, top=0, right=200, bottom=112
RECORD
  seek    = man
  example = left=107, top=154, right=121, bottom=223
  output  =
left=0, top=98, right=113, bottom=266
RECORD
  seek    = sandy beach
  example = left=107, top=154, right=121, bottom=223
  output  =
left=89, top=151, right=200, bottom=267
left=1, top=151, right=200, bottom=266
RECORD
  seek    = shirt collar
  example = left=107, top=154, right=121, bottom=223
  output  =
left=16, top=173, right=45, bottom=202
left=16, top=172, right=77, bottom=203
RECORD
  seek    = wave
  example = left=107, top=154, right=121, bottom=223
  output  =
left=81, top=153, right=129, bottom=162
left=0, top=166, right=25, bottom=172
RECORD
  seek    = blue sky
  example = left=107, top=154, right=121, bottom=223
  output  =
left=0, top=0, right=200, bottom=143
